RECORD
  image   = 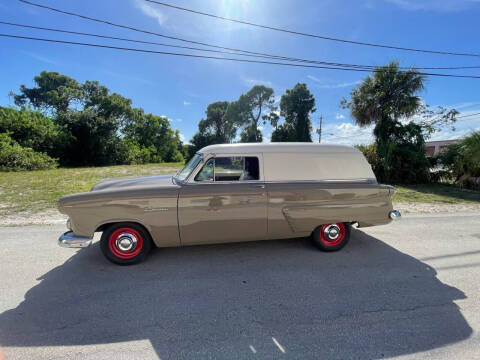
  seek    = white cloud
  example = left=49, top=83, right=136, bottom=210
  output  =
left=307, top=75, right=362, bottom=89
left=178, top=133, right=185, bottom=142
left=429, top=111, right=480, bottom=141
left=386, top=0, right=480, bottom=12
left=135, top=0, right=166, bottom=25
left=319, top=107, right=480, bottom=146
left=21, top=51, right=57, bottom=65
left=103, top=69, right=155, bottom=86
left=307, top=75, right=321, bottom=82
left=335, top=114, right=345, bottom=120
left=321, top=122, right=374, bottom=146
left=242, top=78, right=273, bottom=88
left=318, top=80, right=362, bottom=89
left=183, top=101, right=191, bottom=106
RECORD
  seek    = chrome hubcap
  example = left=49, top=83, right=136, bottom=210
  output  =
left=115, top=233, right=138, bottom=252
left=324, top=224, right=340, bottom=241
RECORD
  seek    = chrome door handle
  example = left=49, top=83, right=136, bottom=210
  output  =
left=251, top=184, right=265, bottom=189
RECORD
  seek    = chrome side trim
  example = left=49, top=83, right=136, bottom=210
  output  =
left=144, top=207, right=169, bottom=212
left=182, top=178, right=377, bottom=186
left=58, top=231, right=93, bottom=248
left=183, top=180, right=265, bottom=186
left=265, top=178, right=377, bottom=184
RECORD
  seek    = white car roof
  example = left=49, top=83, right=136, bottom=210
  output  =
left=198, top=142, right=360, bottom=154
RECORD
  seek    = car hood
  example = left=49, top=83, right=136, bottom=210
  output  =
left=58, top=174, right=180, bottom=210
left=91, top=174, right=176, bottom=191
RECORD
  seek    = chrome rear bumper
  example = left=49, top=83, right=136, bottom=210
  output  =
left=389, top=210, right=402, bottom=220
left=58, top=231, right=92, bottom=248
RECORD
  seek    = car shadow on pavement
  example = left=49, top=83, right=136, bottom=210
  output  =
left=0, top=228, right=472, bottom=359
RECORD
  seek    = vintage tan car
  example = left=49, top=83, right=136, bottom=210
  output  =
left=58, top=143, right=400, bottom=264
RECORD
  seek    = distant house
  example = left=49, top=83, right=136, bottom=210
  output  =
left=424, top=140, right=458, bottom=157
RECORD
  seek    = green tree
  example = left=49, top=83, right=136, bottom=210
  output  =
left=82, top=81, right=134, bottom=122
left=123, top=110, right=184, bottom=163
left=228, top=85, right=277, bottom=143
left=10, top=72, right=184, bottom=167
left=189, top=101, right=237, bottom=156
left=272, top=83, right=315, bottom=142
left=341, top=61, right=456, bottom=183
left=14, top=71, right=83, bottom=114
left=56, top=109, right=125, bottom=166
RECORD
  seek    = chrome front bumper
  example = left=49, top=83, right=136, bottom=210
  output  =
left=58, top=231, right=93, bottom=248
left=389, top=210, right=402, bottom=220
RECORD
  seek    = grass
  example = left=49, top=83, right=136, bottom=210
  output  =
left=0, top=163, right=183, bottom=216
left=393, top=183, right=480, bottom=204
left=1, top=164, right=479, bottom=217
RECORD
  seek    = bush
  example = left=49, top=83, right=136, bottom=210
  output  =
left=0, top=106, right=72, bottom=161
left=0, top=133, right=58, bottom=171
left=169, top=150, right=184, bottom=163
left=356, top=144, right=376, bottom=165
left=438, top=131, right=480, bottom=188
left=356, top=123, right=431, bottom=184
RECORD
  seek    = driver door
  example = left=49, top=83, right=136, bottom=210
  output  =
left=178, top=154, right=267, bottom=245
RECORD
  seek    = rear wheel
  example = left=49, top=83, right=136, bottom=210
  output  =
left=100, top=223, right=153, bottom=265
left=312, top=222, right=350, bottom=251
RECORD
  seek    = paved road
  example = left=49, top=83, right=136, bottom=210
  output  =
left=0, top=214, right=479, bottom=359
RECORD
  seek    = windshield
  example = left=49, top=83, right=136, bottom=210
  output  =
left=175, top=153, right=202, bottom=182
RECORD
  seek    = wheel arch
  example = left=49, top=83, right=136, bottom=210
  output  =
left=95, top=220, right=152, bottom=240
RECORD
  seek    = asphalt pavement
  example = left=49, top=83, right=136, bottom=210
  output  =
left=0, top=213, right=479, bottom=359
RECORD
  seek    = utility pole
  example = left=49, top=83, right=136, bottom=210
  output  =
left=317, top=115, right=323, bottom=143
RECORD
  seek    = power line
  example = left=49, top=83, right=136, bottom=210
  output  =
left=17, top=0, right=480, bottom=72
left=4, top=33, right=480, bottom=79
left=4, top=21, right=480, bottom=72
left=16, top=0, right=271, bottom=57
left=456, top=112, right=480, bottom=119
left=0, top=21, right=283, bottom=59
left=0, top=21, right=385, bottom=69
left=145, top=0, right=480, bottom=58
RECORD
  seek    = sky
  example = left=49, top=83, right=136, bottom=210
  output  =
left=1, top=0, right=480, bottom=145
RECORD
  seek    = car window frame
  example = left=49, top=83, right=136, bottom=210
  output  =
left=188, top=153, right=264, bottom=184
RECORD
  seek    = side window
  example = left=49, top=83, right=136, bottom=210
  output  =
left=215, top=157, right=243, bottom=181
left=242, top=157, right=260, bottom=180
left=195, top=159, right=214, bottom=181
left=194, top=156, right=260, bottom=182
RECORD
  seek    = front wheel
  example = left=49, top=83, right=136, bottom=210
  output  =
left=100, top=223, right=153, bottom=265
left=311, top=222, right=350, bottom=252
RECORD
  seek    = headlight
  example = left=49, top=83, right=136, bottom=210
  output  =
left=66, top=218, right=72, bottom=230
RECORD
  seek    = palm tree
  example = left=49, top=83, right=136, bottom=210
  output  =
left=342, top=61, right=424, bottom=141
left=341, top=61, right=425, bottom=181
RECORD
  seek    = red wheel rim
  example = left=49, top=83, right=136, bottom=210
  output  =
left=319, top=223, right=346, bottom=247
left=108, top=227, right=143, bottom=259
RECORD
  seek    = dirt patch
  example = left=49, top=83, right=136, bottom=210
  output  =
left=0, top=209, right=67, bottom=227
left=395, top=201, right=480, bottom=214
